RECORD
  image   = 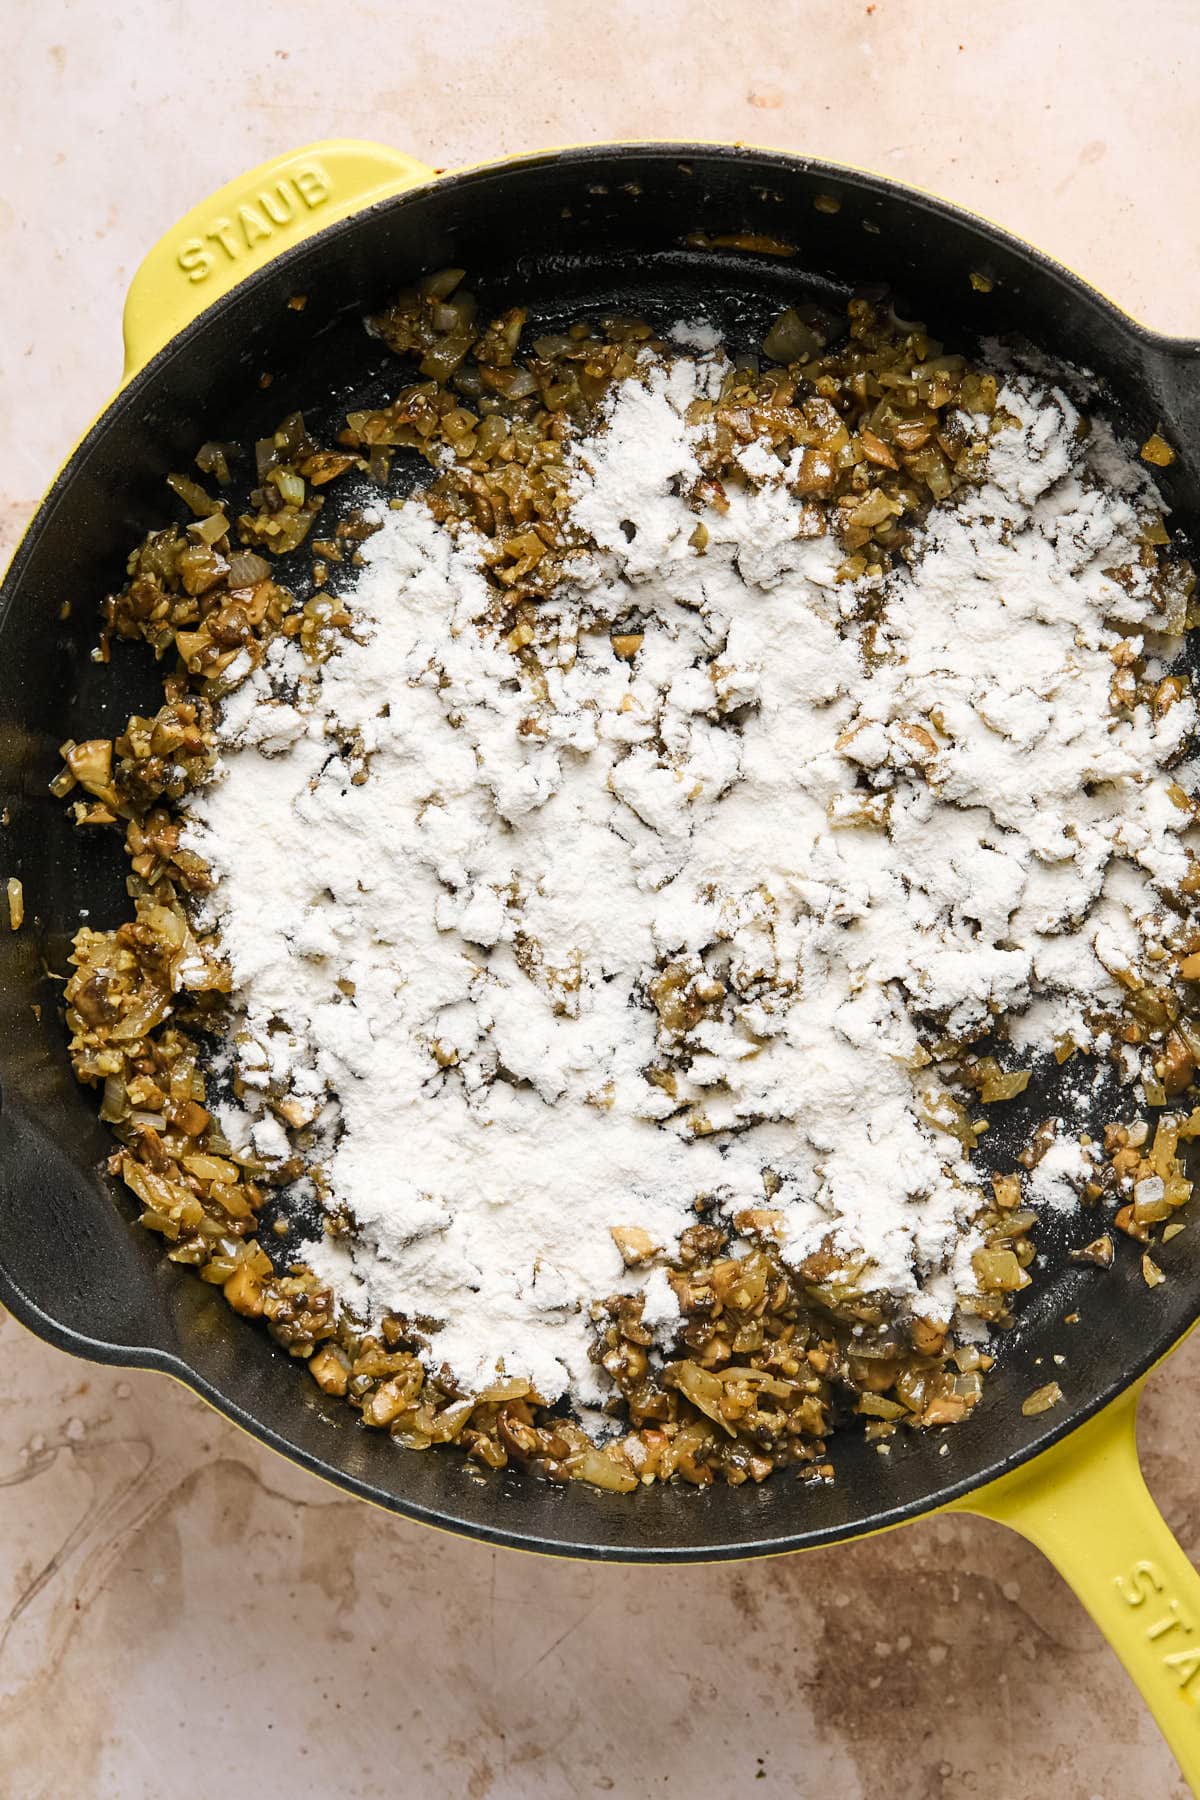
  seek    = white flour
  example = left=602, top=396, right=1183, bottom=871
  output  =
left=184, top=340, right=1196, bottom=1410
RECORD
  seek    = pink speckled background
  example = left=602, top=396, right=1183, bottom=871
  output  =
left=3, top=4, right=1200, bottom=1795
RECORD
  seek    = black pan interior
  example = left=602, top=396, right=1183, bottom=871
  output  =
left=2, top=145, right=1199, bottom=1560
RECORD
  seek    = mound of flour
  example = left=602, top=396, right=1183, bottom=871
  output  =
left=184, top=343, right=1196, bottom=1408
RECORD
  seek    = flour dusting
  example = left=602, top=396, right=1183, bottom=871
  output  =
left=183, top=337, right=1196, bottom=1409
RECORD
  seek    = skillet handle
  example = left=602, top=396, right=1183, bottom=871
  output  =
left=957, top=1386, right=1200, bottom=1794
left=121, top=139, right=436, bottom=382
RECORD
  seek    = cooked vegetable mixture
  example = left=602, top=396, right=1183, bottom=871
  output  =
left=60, top=271, right=1200, bottom=1492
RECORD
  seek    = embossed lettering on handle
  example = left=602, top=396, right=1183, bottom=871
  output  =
left=959, top=1385, right=1200, bottom=1792
left=121, top=140, right=436, bottom=381
left=1116, top=1558, right=1200, bottom=1697
left=174, top=161, right=334, bottom=284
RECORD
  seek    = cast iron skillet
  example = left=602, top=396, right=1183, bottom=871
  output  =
left=3, top=140, right=1200, bottom=1779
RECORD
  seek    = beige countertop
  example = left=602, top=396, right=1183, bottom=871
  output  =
left=3, top=4, right=1200, bottom=1795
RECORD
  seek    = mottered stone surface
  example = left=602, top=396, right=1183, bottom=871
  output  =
left=2, top=4, right=1199, bottom=1794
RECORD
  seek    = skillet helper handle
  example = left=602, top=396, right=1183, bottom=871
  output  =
left=121, top=139, right=435, bottom=382
left=959, top=1387, right=1200, bottom=1794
